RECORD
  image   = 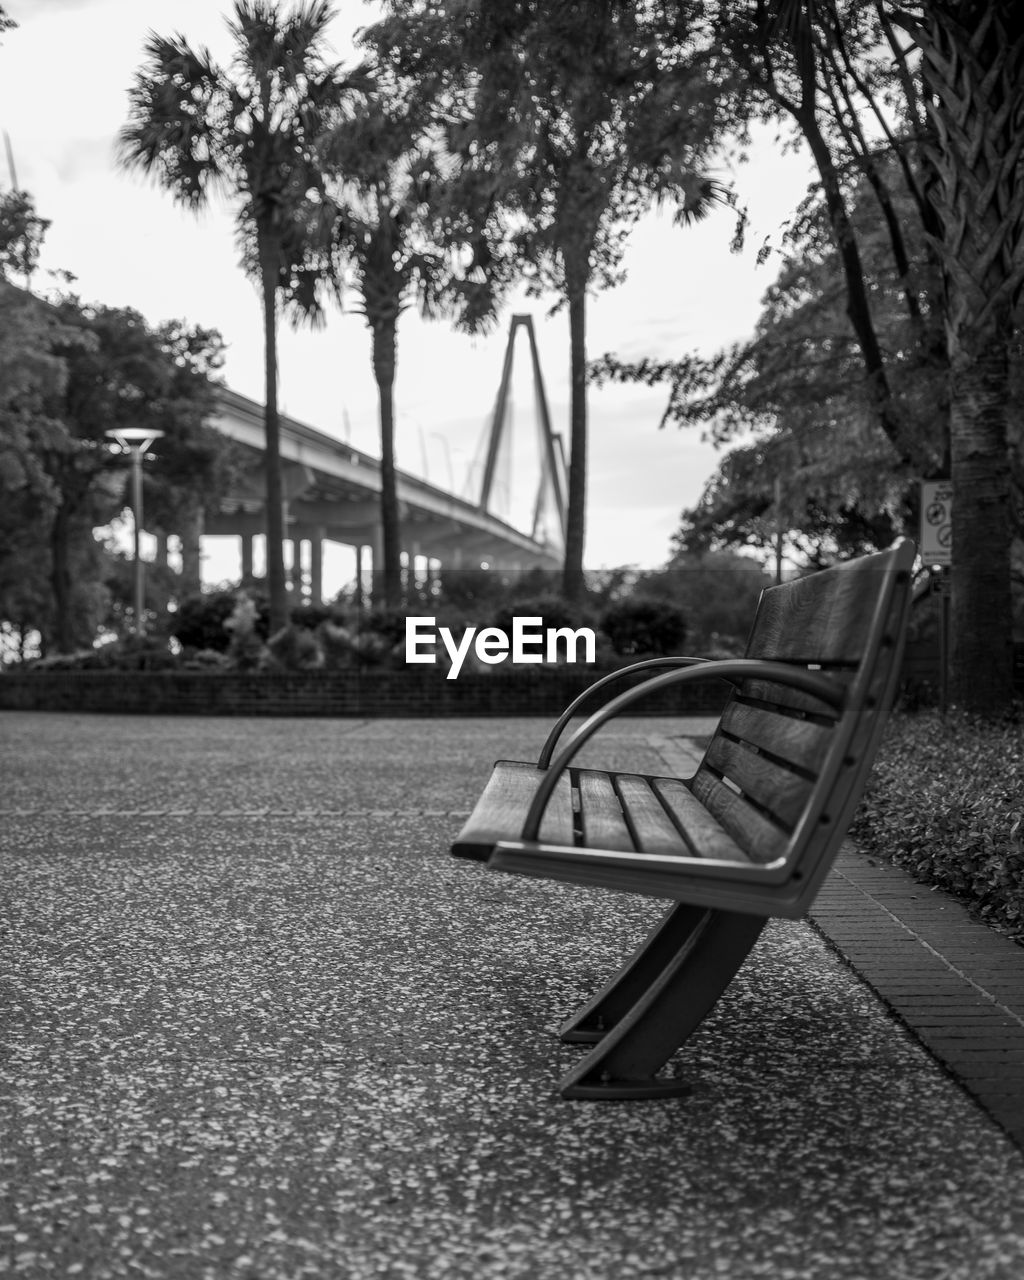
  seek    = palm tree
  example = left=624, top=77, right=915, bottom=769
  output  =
left=894, top=1, right=1024, bottom=714
left=318, top=91, right=497, bottom=607
left=736, top=0, right=1024, bottom=714
left=369, top=2, right=736, bottom=602
left=118, top=0, right=358, bottom=633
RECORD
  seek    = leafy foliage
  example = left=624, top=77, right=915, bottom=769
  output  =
left=711, top=0, right=1023, bottom=712
left=490, top=595, right=598, bottom=640
left=0, top=189, right=50, bottom=283
left=595, top=166, right=950, bottom=568
left=599, top=598, right=687, bottom=656
left=369, top=1, right=740, bottom=600
left=312, top=64, right=499, bottom=606
left=852, top=710, right=1024, bottom=944
left=629, top=551, right=774, bottom=652
left=118, top=0, right=367, bottom=632
left=0, top=267, right=233, bottom=655
left=171, top=591, right=244, bottom=653
left=24, top=635, right=181, bottom=672
left=266, top=621, right=324, bottom=670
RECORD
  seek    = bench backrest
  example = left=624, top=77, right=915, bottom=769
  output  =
left=688, top=538, right=915, bottom=908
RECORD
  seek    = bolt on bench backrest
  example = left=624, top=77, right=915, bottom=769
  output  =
left=687, top=538, right=915, bottom=907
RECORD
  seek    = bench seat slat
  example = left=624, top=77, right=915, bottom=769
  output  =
left=577, top=769, right=635, bottom=852
left=751, top=560, right=888, bottom=663
left=689, top=769, right=789, bottom=863
left=717, top=702, right=834, bottom=774
left=452, top=760, right=574, bottom=860
left=615, top=775, right=689, bottom=856
left=652, top=778, right=753, bottom=864
left=702, top=736, right=813, bottom=829
left=738, top=677, right=846, bottom=720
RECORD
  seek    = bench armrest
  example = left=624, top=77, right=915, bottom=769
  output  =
left=521, top=658, right=846, bottom=843
left=537, top=656, right=712, bottom=769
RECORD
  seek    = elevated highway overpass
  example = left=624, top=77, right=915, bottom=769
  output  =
left=204, top=375, right=565, bottom=603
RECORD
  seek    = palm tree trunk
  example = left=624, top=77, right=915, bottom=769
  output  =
left=259, top=233, right=289, bottom=635
left=911, top=1, right=1024, bottom=714
left=949, top=337, right=1014, bottom=712
left=562, top=280, right=587, bottom=602
left=49, top=501, right=73, bottom=654
left=371, top=313, right=402, bottom=608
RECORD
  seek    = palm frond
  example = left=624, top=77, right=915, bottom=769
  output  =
left=671, top=173, right=735, bottom=226
left=118, top=33, right=226, bottom=209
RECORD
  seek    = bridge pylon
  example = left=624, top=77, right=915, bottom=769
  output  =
left=477, top=314, right=567, bottom=556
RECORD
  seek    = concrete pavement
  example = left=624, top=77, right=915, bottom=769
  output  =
left=2, top=712, right=1023, bottom=1279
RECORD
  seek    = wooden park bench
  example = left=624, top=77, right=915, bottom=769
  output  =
left=452, top=538, right=916, bottom=1100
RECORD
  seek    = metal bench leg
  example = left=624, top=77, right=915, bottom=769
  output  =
left=560, top=902, right=710, bottom=1044
left=559, top=908, right=767, bottom=1101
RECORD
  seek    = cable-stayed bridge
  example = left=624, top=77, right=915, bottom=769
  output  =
left=203, top=316, right=567, bottom=602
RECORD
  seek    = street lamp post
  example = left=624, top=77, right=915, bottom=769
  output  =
left=106, top=428, right=164, bottom=636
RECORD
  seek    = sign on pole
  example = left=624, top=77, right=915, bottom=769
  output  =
left=920, top=480, right=952, bottom=567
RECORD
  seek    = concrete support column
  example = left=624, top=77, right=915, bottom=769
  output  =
left=407, top=540, right=421, bottom=594
left=355, top=544, right=368, bottom=615
left=180, top=506, right=204, bottom=597
left=241, top=534, right=254, bottom=583
left=292, top=539, right=305, bottom=601
left=286, top=539, right=298, bottom=597
left=369, top=526, right=384, bottom=606
left=427, top=556, right=441, bottom=594
left=310, top=532, right=324, bottom=606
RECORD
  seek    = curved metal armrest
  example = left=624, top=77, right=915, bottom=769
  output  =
left=521, top=658, right=846, bottom=843
left=537, top=656, right=711, bottom=769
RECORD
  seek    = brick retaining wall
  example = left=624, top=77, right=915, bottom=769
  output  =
left=3, top=644, right=1019, bottom=717
left=0, top=667, right=732, bottom=717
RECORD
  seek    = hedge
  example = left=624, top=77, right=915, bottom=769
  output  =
left=852, top=709, right=1024, bottom=944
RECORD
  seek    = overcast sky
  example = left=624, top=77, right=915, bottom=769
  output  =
left=1, top=0, right=814, bottom=576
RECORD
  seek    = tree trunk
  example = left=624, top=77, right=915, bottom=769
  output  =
left=179, top=503, right=204, bottom=598
left=371, top=313, right=402, bottom=608
left=910, top=1, right=1024, bottom=713
left=259, top=231, right=289, bottom=635
left=49, top=501, right=73, bottom=654
left=948, top=336, right=1014, bottom=712
left=562, top=281, right=588, bottom=602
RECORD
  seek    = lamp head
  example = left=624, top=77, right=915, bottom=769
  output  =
left=105, top=428, right=165, bottom=453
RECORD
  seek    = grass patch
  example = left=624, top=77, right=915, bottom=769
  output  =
left=851, top=709, right=1024, bottom=944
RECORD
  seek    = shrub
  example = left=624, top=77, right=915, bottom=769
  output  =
left=599, top=597, right=687, bottom=656
left=26, top=648, right=107, bottom=672
left=224, top=594, right=267, bottom=670
left=852, top=709, right=1024, bottom=943
left=635, top=553, right=772, bottom=649
left=25, top=637, right=178, bottom=672
left=490, top=594, right=597, bottom=637
left=181, top=648, right=232, bottom=671
left=317, top=620, right=357, bottom=669
left=266, top=624, right=324, bottom=671
left=346, top=606, right=410, bottom=668
left=435, top=567, right=508, bottom=609
left=112, top=636, right=181, bottom=672
left=173, top=591, right=245, bottom=652
left=290, top=602, right=348, bottom=631
left=358, top=606, right=410, bottom=648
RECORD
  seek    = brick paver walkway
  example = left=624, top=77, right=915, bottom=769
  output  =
left=660, top=723, right=1024, bottom=1151
left=810, top=851, right=1024, bottom=1148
